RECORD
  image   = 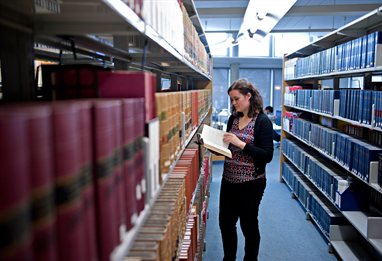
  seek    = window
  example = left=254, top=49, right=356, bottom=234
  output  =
left=273, top=33, right=320, bottom=57
left=205, top=33, right=232, bottom=57
left=239, top=69, right=271, bottom=107
left=238, top=35, right=271, bottom=57
left=212, top=68, right=230, bottom=126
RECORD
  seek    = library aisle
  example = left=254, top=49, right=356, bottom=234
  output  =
left=203, top=148, right=338, bottom=261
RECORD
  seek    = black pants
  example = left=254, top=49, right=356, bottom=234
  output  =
left=219, top=178, right=266, bottom=261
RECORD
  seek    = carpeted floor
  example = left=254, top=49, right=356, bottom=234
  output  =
left=202, top=147, right=339, bottom=261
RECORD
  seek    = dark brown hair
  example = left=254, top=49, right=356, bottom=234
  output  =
left=227, top=78, right=264, bottom=118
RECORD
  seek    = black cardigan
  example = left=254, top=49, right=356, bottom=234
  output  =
left=226, top=112, right=274, bottom=175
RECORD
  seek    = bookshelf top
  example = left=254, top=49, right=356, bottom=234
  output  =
left=286, top=5, right=382, bottom=59
left=0, top=0, right=211, bottom=81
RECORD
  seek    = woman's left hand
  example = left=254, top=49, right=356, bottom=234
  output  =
left=223, top=133, right=246, bottom=150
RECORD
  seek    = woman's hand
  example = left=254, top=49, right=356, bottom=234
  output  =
left=223, top=133, right=246, bottom=150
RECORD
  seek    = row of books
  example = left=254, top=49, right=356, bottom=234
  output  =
left=284, top=88, right=382, bottom=127
left=283, top=85, right=302, bottom=109
left=339, top=90, right=382, bottom=126
left=282, top=138, right=367, bottom=211
left=142, top=0, right=184, bottom=61
left=137, top=0, right=210, bottom=75
left=285, top=89, right=339, bottom=116
left=178, top=215, right=198, bottom=260
left=282, top=111, right=301, bottom=133
left=124, top=0, right=211, bottom=75
left=40, top=65, right=156, bottom=123
left=0, top=99, right=148, bottom=261
left=126, top=148, right=211, bottom=260
left=294, top=118, right=336, bottom=155
left=181, top=4, right=210, bottom=74
left=290, top=118, right=382, bottom=183
left=282, top=162, right=345, bottom=238
left=155, top=90, right=211, bottom=175
left=126, top=174, right=187, bottom=261
left=284, top=31, right=382, bottom=80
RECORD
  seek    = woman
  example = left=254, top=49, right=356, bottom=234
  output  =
left=220, top=79, right=274, bottom=261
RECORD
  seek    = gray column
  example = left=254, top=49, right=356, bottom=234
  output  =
left=230, top=63, right=239, bottom=83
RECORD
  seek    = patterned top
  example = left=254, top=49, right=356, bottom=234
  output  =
left=223, top=116, right=265, bottom=183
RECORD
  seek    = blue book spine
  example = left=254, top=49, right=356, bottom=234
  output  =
left=359, top=91, right=364, bottom=122
left=361, top=35, right=368, bottom=68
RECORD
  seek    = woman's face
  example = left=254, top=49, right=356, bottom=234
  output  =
left=229, top=89, right=251, bottom=113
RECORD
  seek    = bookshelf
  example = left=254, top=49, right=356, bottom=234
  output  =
left=112, top=109, right=211, bottom=260
left=0, top=1, right=213, bottom=261
left=281, top=6, right=382, bottom=261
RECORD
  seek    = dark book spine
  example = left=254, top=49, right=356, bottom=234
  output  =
left=52, top=103, right=86, bottom=261
left=0, top=111, right=33, bottom=261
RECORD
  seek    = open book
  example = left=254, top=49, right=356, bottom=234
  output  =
left=199, top=124, right=232, bottom=158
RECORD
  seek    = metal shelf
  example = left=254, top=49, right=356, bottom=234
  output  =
left=283, top=170, right=377, bottom=261
left=342, top=211, right=382, bottom=255
left=1, top=0, right=211, bottom=81
left=286, top=5, right=382, bottom=59
left=331, top=239, right=375, bottom=261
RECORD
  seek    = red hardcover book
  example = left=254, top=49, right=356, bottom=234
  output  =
left=122, top=99, right=138, bottom=229
left=134, top=99, right=146, bottom=214
left=52, top=102, right=86, bottom=261
left=92, top=100, right=120, bottom=261
left=112, top=101, right=127, bottom=236
left=24, top=105, right=57, bottom=261
left=0, top=109, right=33, bottom=261
left=177, top=159, right=195, bottom=194
left=98, top=71, right=156, bottom=123
left=76, top=101, right=98, bottom=261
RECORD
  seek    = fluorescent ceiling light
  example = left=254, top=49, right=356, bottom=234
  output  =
left=236, top=0, right=297, bottom=43
left=210, top=36, right=235, bottom=50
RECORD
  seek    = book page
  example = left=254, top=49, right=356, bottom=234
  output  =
left=200, top=124, right=232, bottom=158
